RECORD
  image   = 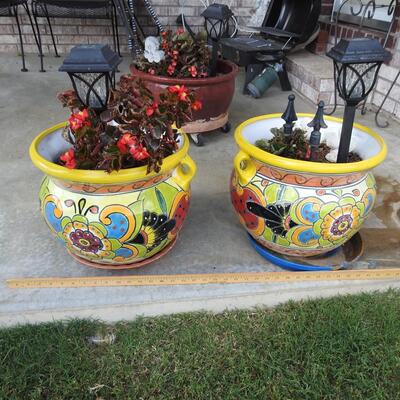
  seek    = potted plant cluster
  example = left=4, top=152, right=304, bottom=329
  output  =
left=30, top=44, right=198, bottom=269
left=231, top=38, right=390, bottom=259
left=131, top=27, right=238, bottom=146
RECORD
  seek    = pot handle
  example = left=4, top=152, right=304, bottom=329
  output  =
left=172, top=154, right=197, bottom=191
left=234, top=150, right=256, bottom=186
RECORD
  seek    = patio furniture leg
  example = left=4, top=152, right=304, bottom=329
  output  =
left=13, top=5, right=28, bottom=72
left=111, top=3, right=121, bottom=56
left=113, top=0, right=142, bottom=57
left=22, top=2, right=40, bottom=52
left=32, top=2, right=45, bottom=72
left=42, top=4, right=59, bottom=57
left=142, top=0, right=164, bottom=34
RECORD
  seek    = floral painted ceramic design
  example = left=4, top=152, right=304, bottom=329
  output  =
left=231, top=171, right=376, bottom=256
left=231, top=114, right=387, bottom=257
left=41, top=177, right=191, bottom=265
left=30, top=123, right=196, bottom=268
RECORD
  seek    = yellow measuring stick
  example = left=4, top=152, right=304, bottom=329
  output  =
left=6, top=268, right=400, bottom=289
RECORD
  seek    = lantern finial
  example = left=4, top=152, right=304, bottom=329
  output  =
left=281, top=94, right=298, bottom=139
left=308, top=101, right=327, bottom=161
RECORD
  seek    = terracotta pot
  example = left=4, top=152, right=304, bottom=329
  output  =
left=130, top=60, right=239, bottom=133
left=29, top=123, right=196, bottom=269
left=230, top=114, right=387, bottom=257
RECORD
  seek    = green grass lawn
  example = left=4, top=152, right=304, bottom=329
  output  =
left=1, top=290, right=400, bottom=400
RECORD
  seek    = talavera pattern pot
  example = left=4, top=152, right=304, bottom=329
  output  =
left=30, top=123, right=196, bottom=268
left=231, top=114, right=387, bottom=257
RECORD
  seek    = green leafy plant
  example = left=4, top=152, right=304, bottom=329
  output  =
left=255, top=127, right=361, bottom=163
left=255, top=127, right=311, bottom=160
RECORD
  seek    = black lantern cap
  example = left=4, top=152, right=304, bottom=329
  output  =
left=59, top=44, right=122, bottom=73
left=326, top=38, right=390, bottom=64
left=201, top=3, right=233, bottom=20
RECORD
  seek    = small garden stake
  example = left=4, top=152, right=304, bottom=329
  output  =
left=307, top=101, right=327, bottom=161
left=281, top=94, right=297, bottom=141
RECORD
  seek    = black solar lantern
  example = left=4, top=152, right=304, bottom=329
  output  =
left=59, top=44, right=122, bottom=111
left=327, top=38, right=389, bottom=163
left=201, top=3, right=233, bottom=76
left=202, top=3, right=232, bottom=41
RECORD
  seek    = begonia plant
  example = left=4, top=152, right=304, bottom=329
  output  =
left=135, top=28, right=211, bottom=79
left=57, top=75, right=201, bottom=173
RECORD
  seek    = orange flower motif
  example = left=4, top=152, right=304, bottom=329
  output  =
left=117, top=133, right=149, bottom=161
left=167, top=64, right=175, bottom=76
left=146, top=102, right=158, bottom=117
left=68, top=109, right=91, bottom=132
left=167, top=85, right=188, bottom=101
left=192, top=100, right=202, bottom=111
left=129, top=144, right=150, bottom=161
left=60, top=148, right=76, bottom=169
left=188, top=65, right=197, bottom=77
left=117, top=133, right=137, bottom=154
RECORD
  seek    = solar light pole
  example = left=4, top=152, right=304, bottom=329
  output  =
left=201, top=3, right=233, bottom=77
left=327, top=38, right=389, bottom=163
left=59, top=44, right=122, bottom=111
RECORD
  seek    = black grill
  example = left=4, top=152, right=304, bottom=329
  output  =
left=220, top=0, right=322, bottom=94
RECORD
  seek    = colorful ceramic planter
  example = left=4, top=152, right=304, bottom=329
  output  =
left=30, top=123, right=196, bottom=268
left=231, top=114, right=387, bottom=257
left=130, top=60, right=239, bottom=136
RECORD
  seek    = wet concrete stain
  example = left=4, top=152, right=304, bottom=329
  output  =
left=356, top=176, right=400, bottom=268
left=373, top=176, right=400, bottom=228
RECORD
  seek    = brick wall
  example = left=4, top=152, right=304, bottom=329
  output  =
left=0, top=0, right=258, bottom=55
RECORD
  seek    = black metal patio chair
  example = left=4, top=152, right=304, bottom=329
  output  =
left=220, top=0, right=322, bottom=93
left=31, top=0, right=121, bottom=72
left=0, top=0, right=39, bottom=71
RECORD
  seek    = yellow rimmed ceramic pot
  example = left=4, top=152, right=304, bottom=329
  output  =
left=231, top=114, right=387, bottom=257
left=30, top=122, right=197, bottom=268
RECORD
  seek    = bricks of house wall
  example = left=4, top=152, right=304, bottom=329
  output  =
left=371, top=37, right=400, bottom=120
left=0, top=0, right=257, bottom=55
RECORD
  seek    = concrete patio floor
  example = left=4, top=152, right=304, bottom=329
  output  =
left=1, top=54, right=400, bottom=327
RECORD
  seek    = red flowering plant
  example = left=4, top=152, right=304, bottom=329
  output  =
left=57, top=75, right=200, bottom=173
left=135, top=29, right=211, bottom=79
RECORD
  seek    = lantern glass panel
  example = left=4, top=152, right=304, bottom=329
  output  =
left=335, top=61, right=379, bottom=102
left=345, top=62, right=378, bottom=99
left=74, top=72, right=110, bottom=109
left=205, top=18, right=227, bottom=41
